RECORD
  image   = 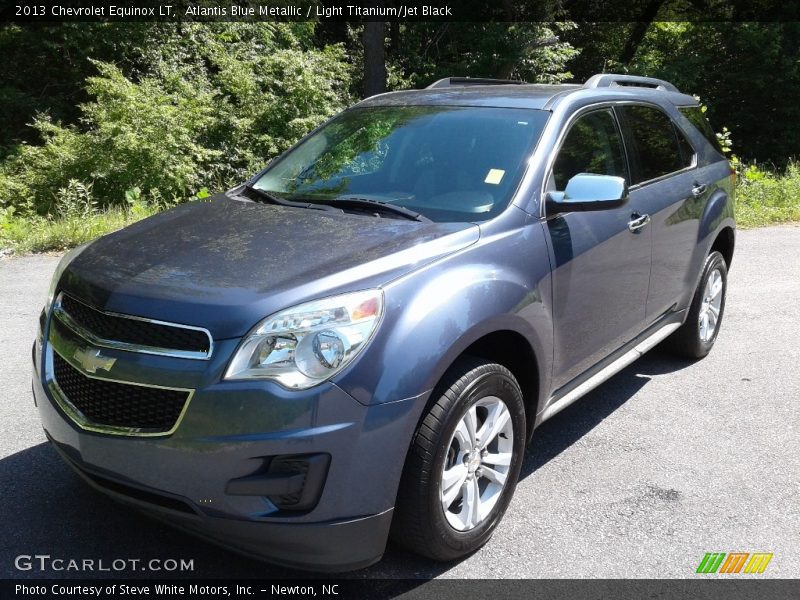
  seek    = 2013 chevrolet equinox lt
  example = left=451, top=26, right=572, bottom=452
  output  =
left=32, top=74, right=735, bottom=571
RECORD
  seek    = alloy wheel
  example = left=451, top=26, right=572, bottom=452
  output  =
left=698, top=268, right=724, bottom=342
left=440, top=396, right=514, bottom=531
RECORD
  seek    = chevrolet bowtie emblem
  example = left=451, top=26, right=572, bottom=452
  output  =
left=73, top=348, right=116, bottom=374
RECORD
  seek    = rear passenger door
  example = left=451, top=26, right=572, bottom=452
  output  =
left=615, top=104, right=703, bottom=322
left=544, top=108, right=651, bottom=389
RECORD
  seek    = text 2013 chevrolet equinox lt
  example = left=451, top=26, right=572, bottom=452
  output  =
left=33, top=74, right=735, bottom=571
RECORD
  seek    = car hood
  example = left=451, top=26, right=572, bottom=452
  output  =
left=60, top=194, right=479, bottom=339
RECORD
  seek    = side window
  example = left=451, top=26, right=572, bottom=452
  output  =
left=618, top=105, right=693, bottom=184
left=551, top=109, right=627, bottom=191
left=675, top=126, right=696, bottom=167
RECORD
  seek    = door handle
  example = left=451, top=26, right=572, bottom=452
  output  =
left=628, top=212, right=651, bottom=233
left=692, top=183, right=708, bottom=198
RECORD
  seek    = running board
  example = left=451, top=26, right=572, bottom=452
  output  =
left=539, top=322, right=681, bottom=423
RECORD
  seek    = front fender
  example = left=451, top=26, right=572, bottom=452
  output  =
left=333, top=217, right=554, bottom=411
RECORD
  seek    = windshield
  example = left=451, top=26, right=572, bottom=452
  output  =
left=253, top=106, right=549, bottom=222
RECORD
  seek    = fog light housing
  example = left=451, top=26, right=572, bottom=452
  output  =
left=225, top=453, right=330, bottom=512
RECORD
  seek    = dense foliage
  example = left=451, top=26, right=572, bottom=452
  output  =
left=0, top=23, right=352, bottom=215
left=566, top=22, right=800, bottom=167
left=385, top=22, right=579, bottom=87
left=0, top=20, right=798, bottom=252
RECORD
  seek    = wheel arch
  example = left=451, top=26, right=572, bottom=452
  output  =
left=688, top=182, right=735, bottom=300
left=710, top=225, right=735, bottom=269
left=419, top=324, right=543, bottom=443
left=460, top=330, right=540, bottom=441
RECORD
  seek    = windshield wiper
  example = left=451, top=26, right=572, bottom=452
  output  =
left=238, top=185, right=343, bottom=214
left=327, top=196, right=431, bottom=223
left=238, top=187, right=429, bottom=222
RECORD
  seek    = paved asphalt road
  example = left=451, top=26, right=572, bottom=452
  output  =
left=1, top=226, right=798, bottom=581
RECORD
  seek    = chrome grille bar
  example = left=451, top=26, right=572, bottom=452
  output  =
left=52, top=292, right=213, bottom=360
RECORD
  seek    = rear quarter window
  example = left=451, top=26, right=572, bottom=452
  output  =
left=679, top=106, right=724, bottom=153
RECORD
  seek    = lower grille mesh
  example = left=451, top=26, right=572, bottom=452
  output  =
left=53, top=352, right=190, bottom=433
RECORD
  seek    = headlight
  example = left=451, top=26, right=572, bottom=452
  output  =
left=44, top=242, right=90, bottom=314
left=224, top=289, right=384, bottom=389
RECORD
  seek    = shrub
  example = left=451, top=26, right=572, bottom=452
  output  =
left=0, top=23, right=352, bottom=216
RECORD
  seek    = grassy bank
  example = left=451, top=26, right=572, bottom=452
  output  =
left=734, top=161, right=800, bottom=228
left=1, top=163, right=798, bottom=256
left=0, top=198, right=159, bottom=255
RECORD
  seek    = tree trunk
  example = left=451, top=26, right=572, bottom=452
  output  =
left=363, top=21, right=387, bottom=98
left=618, top=0, right=666, bottom=65
left=389, top=20, right=399, bottom=54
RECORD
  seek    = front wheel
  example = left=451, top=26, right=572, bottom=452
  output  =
left=665, top=250, right=728, bottom=359
left=391, top=357, right=526, bottom=561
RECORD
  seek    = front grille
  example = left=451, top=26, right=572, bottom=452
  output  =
left=52, top=352, right=190, bottom=433
left=58, top=293, right=211, bottom=357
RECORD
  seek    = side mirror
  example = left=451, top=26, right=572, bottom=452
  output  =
left=545, top=173, right=629, bottom=215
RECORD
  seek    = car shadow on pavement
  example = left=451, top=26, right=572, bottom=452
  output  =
left=521, top=347, right=696, bottom=478
left=0, top=437, right=452, bottom=582
left=0, top=441, right=304, bottom=579
left=1, top=349, right=695, bottom=582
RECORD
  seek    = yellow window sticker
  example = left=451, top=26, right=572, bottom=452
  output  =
left=484, top=169, right=505, bottom=185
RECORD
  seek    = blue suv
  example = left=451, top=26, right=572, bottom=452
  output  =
left=33, top=74, right=735, bottom=571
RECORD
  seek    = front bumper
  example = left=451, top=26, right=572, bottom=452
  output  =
left=47, top=435, right=393, bottom=571
left=32, top=321, right=427, bottom=572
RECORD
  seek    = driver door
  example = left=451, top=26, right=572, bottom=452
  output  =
left=544, top=107, right=652, bottom=389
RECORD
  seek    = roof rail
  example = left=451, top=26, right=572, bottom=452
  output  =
left=426, top=77, right=527, bottom=89
left=584, top=73, right=679, bottom=93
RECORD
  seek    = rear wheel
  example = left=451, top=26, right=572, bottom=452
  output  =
left=391, top=357, right=526, bottom=561
left=665, top=250, right=728, bottom=358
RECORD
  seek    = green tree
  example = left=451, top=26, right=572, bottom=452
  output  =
left=389, top=22, right=579, bottom=88
left=565, top=21, right=800, bottom=165
left=0, top=23, right=353, bottom=215
left=0, top=22, right=176, bottom=158
left=627, top=22, right=800, bottom=164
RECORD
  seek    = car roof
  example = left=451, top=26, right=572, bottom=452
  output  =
left=355, top=75, right=699, bottom=112
left=357, top=85, right=582, bottom=110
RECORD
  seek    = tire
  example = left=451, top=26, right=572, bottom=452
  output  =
left=391, top=356, right=526, bottom=561
left=665, top=250, right=728, bottom=359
